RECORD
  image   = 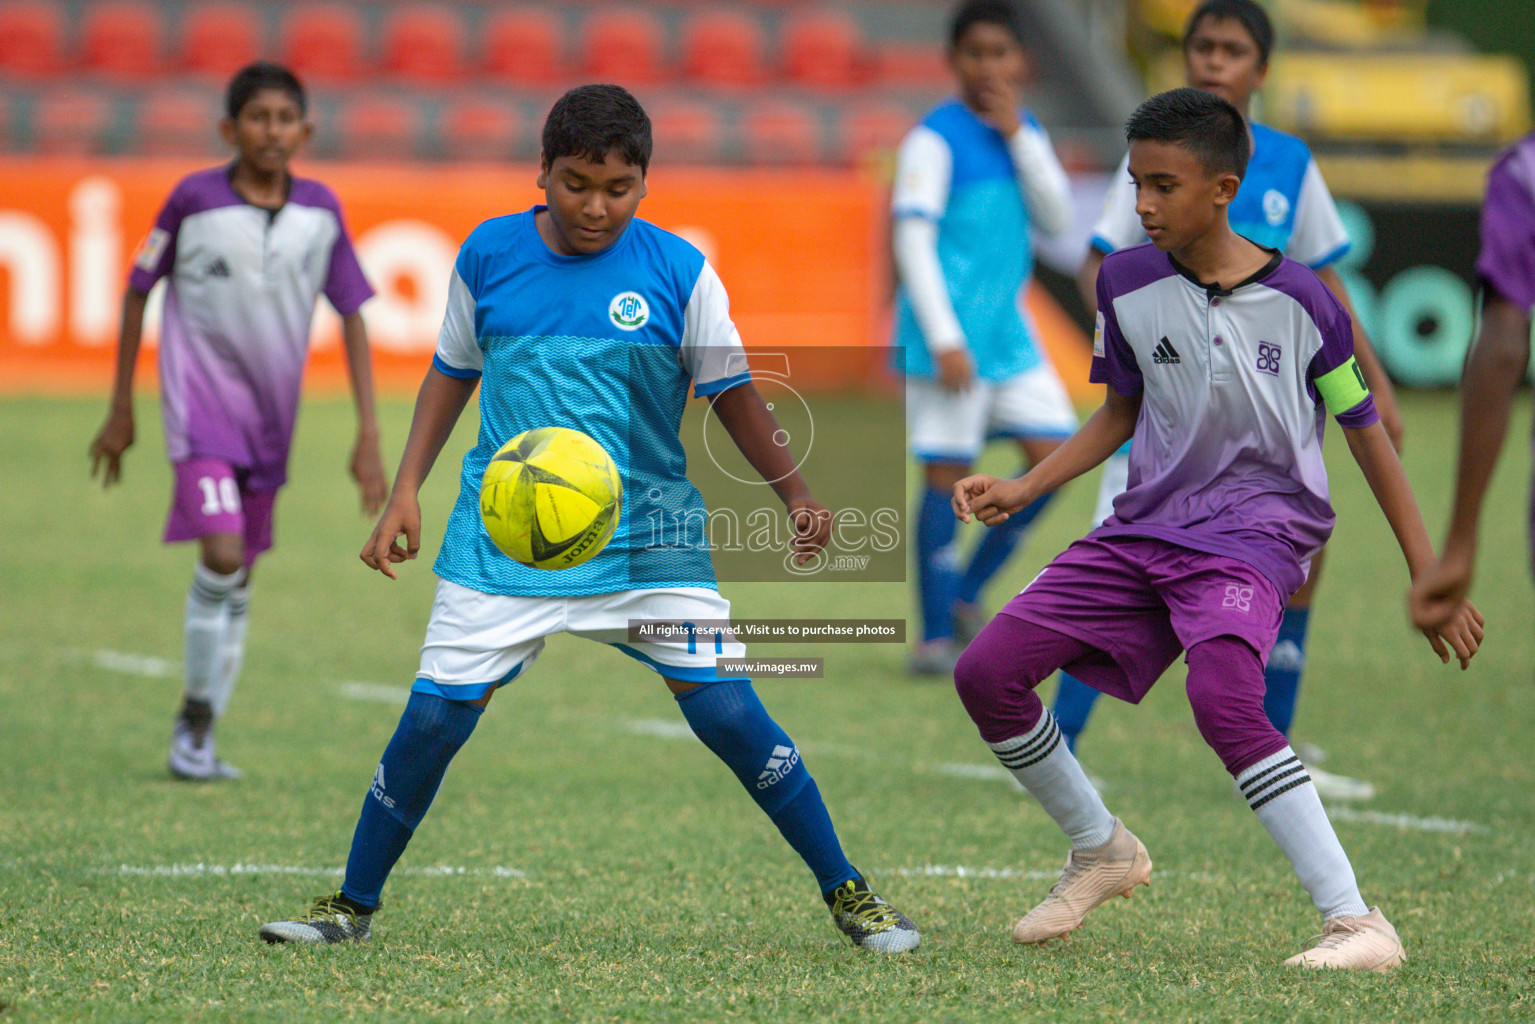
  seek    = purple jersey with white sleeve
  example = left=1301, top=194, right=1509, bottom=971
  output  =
left=129, top=166, right=374, bottom=490
left=1089, top=244, right=1379, bottom=598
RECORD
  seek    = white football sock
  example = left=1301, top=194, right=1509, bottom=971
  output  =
left=210, top=578, right=249, bottom=718
left=184, top=564, right=241, bottom=705
left=988, top=710, right=1117, bottom=849
left=1238, top=746, right=1369, bottom=919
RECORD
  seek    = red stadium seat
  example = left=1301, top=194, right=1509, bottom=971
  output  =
left=781, top=10, right=865, bottom=91
left=580, top=7, right=666, bottom=86
left=482, top=7, right=566, bottom=85
left=34, top=90, right=115, bottom=155
left=838, top=101, right=915, bottom=163
left=80, top=1, right=164, bottom=82
left=336, top=94, right=420, bottom=161
left=650, top=98, right=724, bottom=164
left=181, top=4, right=265, bottom=79
left=0, top=2, right=65, bottom=79
left=282, top=5, right=367, bottom=85
left=136, top=86, right=221, bottom=157
left=442, top=97, right=522, bottom=162
left=742, top=99, right=820, bottom=165
left=681, top=9, right=764, bottom=89
left=871, top=42, right=951, bottom=92
left=381, top=6, right=464, bottom=85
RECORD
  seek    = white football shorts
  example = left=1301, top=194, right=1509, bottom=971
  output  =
left=414, top=579, right=749, bottom=701
left=907, top=362, right=1077, bottom=463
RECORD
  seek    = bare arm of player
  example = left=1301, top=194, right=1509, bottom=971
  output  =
left=1409, top=294, right=1533, bottom=629
left=707, top=381, right=830, bottom=565
left=339, top=311, right=389, bottom=516
left=360, top=367, right=478, bottom=579
left=954, top=387, right=1139, bottom=526
left=1341, top=419, right=1485, bottom=668
left=88, top=287, right=151, bottom=487
left=1315, top=265, right=1404, bottom=451
left=1077, top=249, right=1105, bottom=317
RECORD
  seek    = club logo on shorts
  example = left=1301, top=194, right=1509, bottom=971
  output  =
left=609, top=291, right=649, bottom=331
left=1221, top=583, right=1254, bottom=614
left=756, top=744, right=800, bottom=789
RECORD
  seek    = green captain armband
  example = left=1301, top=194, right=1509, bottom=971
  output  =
left=1314, top=356, right=1371, bottom=415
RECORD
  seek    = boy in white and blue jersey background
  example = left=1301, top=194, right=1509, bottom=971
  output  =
left=892, top=0, right=1077, bottom=675
left=258, top=85, right=919, bottom=954
left=1054, top=0, right=1404, bottom=801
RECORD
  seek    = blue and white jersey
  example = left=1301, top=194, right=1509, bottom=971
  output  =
left=1091, top=123, right=1350, bottom=269
left=431, top=208, right=751, bottom=597
left=891, top=99, right=1071, bottom=381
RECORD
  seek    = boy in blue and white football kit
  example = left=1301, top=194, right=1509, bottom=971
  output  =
left=894, top=0, right=1077, bottom=674
left=1053, top=0, right=1403, bottom=800
left=259, top=85, right=919, bottom=953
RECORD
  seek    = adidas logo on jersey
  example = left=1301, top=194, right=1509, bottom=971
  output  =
left=1152, top=337, right=1181, bottom=364
left=204, top=257, right=232, bottom=279
left=756, top=744, right=800, bottom=789
left=369, top=764, right=396, bottom=808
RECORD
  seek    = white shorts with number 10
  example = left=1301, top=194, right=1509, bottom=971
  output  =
left=414, top=579, right=749, bottom=702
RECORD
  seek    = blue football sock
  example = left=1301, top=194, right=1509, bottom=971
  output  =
left=956, top=488, right=1053, bottom=606
left=677, top=681, right=856, bottom=894
left=341, top=691, right=483, bottom=908
left=1263, top=605, right=1310, bottom=737
left=1052, top=672, right=1102, bottom=754
left=916, top=485, right=960, bottom=642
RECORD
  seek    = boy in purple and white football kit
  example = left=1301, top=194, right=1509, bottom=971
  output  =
left=951, top=89, right=1483, bottom=970
left=90, top=63, right=388, bottom=781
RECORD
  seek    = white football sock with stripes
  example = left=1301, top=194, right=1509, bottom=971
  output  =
left=210, top=579, right=249, bottom=718
left=184, top=563, right=241, bottom=704
left=988, top=710, right=1117, bottom=849
left=1238, top=746, right=1369, bottom=919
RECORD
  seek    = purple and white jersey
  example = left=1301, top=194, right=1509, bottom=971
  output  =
left=1476, top=132, right=1535, bottom=316
left=1089, top=243, right=1379, bottom=597
left=130, top=166, right=374, bottom=490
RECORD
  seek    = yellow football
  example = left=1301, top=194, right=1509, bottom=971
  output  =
left=479, top=427, right=623, bottom=570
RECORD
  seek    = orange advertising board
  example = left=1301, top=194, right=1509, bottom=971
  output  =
left=0, top=158, right=1091, bottom=398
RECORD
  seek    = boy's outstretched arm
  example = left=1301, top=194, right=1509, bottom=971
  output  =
left=954, top=387, right=1139, bottom=526
left=1409, top=294, right=1532, bottom=628
left=1342, top=420, right=1485, bottom=668
left=707, top=381, right=829, bottom=565
left=360, top=367, right=477, bottom=579
left=339, top=311, right=389, bottom=515
left=88, top=287, right=150, bottom=486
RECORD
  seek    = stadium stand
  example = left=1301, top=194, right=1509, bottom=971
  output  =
left=0, top=2, right=64, bottom=80
left=180, top=4, right=264, bottom=79
left=280, top=4, right=367, bottom=85
left=742, top=98, right=822, bottom=164
left=580, top=7, right=668, bottom=86
left=381, top=5, right=465, bottom=86
left=441, top=95, right=523, bottom=162
left=781, top=10, right=867, bottom=91
left=650, top=96, right=726, bottom=164
left=681, top=9, right=766, bottom=89
left=334, top=93, right=419, bottom=160
left=80, top=1, right=163, bottom=82
left=135, top=85, right=219, bottom=155
left=34, top=90, right=115, bottom=155
left=482, top=6, right=568, bottom=86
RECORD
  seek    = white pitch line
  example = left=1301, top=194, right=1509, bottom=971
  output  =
left=66, top=648, right=178, bottom=678
left=882, top=865, right=1223, bottom=883
left=623, top=718, right=697, bottom=740
left=100, top=862, right=528, bottom=879
left=1327, top=806, right=1488, bottom=835
left=337, top=682, right=413, bottom=704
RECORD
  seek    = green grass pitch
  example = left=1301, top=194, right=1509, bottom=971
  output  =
left=0, top=391, right=1530, bottom=1022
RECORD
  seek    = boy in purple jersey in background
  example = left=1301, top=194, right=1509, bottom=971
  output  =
left=89, top=63, right=388, bottom=781
left=1411, top=131, right=1535, bottom=628
left=950, top=89, right=1482, bottom=969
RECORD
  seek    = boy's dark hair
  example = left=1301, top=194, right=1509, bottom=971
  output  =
left=541, top=84, right=653, bottom=174
left=225, top=62, right=306, bottom=120
left=949, top=0, right=1024, bottom=48
left=1126, top=87, right=1251, bottom=179
left=1183, top=0, right=1273, bottom=67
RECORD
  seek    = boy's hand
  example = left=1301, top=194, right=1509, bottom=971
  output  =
left=787, top=498, right=832, bottom=566
left=360, top=493, right=421, bottom=580
left=1407, top=549, right=1474, bottom=631
left=975, top=80, right=1021, bottom=137
left=88, top=406, right=135, bottom=487
left=936, top=349, right=973, bottom=392
left=350, top=431, right=389, bottom=516
left=952, top=474, right=1028, bottom=526
left=1419, top=597, right=1484, bottom=670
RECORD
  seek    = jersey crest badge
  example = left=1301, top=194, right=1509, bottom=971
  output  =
left=609, top=291, right=649, bottom=331
left=1262, top=189, right=1290, bottom=227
